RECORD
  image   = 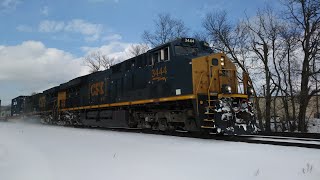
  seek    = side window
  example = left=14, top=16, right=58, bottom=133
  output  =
left=161, top=50, right=164, bottom=61
left=164, top=47, right=170, bottom=61
left=160, top=47, right=170, bottom=61
left=149, top=49, right=169, bottom=65
left=148, top=54, right=154, bottom=66
left=153, top=51, right=160, bottom=63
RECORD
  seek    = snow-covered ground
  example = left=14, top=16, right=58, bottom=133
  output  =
left=0, top=118, right=320, bottom=180
left=308, top=118, right=320, bottom=133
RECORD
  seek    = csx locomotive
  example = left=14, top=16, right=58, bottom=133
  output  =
left=14, top=38, right=257, bottom=135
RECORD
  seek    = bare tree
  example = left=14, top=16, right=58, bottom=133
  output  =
left=244, top=7, right=286, bottom=132
left=142, top=13, right=189, bottom=47
left=84, top=51, right=116, bottom=72
left=275, top=24, right=300, bottom=131
left=101, top=55, right=115, bottom=70
left=203, top=11, right=250, bottom=72
left=283, top=0, right=320, bottom=132
left=193, top=31, right=209, bottom=42
left=84, top=51, right=102, bottom=72
left=127, top=43, right=149, bottom=58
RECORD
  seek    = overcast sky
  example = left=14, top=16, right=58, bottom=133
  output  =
left=0, top=0, right=280, bottom=105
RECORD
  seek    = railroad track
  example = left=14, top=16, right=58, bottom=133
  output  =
left=16, top=116, right=320, bottom=149
left=234, top=134, right=320, bottom=149
left=12, top=117, right=320, bottom=149
left=258, top=131, right=320, bottom=139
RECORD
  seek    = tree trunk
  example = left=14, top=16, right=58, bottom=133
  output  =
left=264, top=42, right=271, bottom=132
left=287, top=48, right=297, bottom=131
left=265, top=71, right=272, bottom=132
left=298, top=60, right=309, bottom=132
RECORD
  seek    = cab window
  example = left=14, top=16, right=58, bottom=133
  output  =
left=151, top=47, right=170, bottom=64
left=152, top=51, right=161, bottom=63
left=175, top=46, right=198, bottom=55
left=147, top=54, right=153, bottom=66
left=161, top=47, right=170, bottom=61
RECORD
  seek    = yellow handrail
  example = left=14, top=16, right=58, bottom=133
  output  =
left=195, top=71, right=205, bottom=115
left=207, top=69, right=216, bottom=107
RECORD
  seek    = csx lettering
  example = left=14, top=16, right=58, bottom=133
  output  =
left=91, top=82, right=104, bottom=96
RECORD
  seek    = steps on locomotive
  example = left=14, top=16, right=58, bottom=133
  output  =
left=201, top=118, right=215, bottom=129
left=201, top=103, right=216, bottom=129
left=201, top=120, right=215, bottom=129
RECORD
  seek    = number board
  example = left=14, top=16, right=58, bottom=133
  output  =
left=181, top=38, right=195, bottom=45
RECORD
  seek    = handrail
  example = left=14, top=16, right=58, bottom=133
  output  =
left=195, top=71, right=205, bottom=115
left=207, top=68, right=216, bottom=107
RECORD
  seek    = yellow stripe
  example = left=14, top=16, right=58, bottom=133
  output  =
left=218, top=94, right=248, bottom=98
left=131, top=99, right=154, bottom=105
left=60, top=94, right=196, bottom=111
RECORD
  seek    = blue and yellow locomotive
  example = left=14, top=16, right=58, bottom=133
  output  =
left=20, top=38, right=257, bottom=135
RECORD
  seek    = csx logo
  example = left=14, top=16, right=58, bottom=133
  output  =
left=91, top=82, right=104, bottom=96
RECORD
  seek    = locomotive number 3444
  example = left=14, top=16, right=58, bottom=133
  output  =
left=151, top=66, right=168, bottom=82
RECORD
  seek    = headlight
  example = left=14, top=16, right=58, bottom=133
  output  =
left=220, top=57, right=225, bottom=66
left=226, top=86, right=232, bottom=93
left=222, top=85, right=232, bottom=94
left=247, top=87, right=254, bottom=96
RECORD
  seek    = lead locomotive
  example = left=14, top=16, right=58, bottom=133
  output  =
left=18, top=38, right=257, bottom=135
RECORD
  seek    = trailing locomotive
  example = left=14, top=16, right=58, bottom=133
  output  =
left=18, top=38, right=257, bottom=135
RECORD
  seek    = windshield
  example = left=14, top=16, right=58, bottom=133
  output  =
left=174, top=46, right=198, bottom=55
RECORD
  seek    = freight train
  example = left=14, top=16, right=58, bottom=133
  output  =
left=13, top=38, right=257, bottom=135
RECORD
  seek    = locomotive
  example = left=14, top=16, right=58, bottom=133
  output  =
left=17, top=38, right=257, bottom=135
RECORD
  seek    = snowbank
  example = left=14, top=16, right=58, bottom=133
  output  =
left=0, top=119, right=319, bottom=180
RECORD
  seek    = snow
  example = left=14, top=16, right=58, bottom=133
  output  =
left=308, top=118, right=320, bottom=133
left=1, top=118, right=320, bottom=180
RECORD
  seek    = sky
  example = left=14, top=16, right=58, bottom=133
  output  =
left=0, top=0, right=281, bottom=105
